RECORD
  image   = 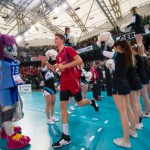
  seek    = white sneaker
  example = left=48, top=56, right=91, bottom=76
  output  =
left=136, top=124, right=142, bottom=130
left=51, top=116, right=59, bottom=122
left=143, top=112, right=150, bottom=118
left=113, top=138, right=131, bottom=148
left=140, top=122, right=143, bottom=128
left=70, top=106, right=75, bottom=111
left=47, top=119, right=55, bottom=125
left=68, top=110, right=72, bottom=115
left=129, top=129, right=138, bottom=138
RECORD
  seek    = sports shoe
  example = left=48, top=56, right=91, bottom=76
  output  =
left=75, top=103, right=79, bottom=107
left=136, top=124, right=142, bottom=130
left=113, top=138, right=131, bottom=148
left=142, top=112, right=150, bottom=118
left=129, top=129, right=138, bottom=138
left=140, top=122, right=143, bottom=128
left=70, top=106, right=75, bottom=111
left=51, top=116, right=59, bottom=122
left=91, top=98, right=99, bottom=112
left=7, top=133, right=30, bottom=149
left=47, top=119, right=55, bottom=125
left=52, top=133, right=71, bottom=148
left=68, top=110, right=72, bottom=115
left=0, top=126, right=22, bottom=139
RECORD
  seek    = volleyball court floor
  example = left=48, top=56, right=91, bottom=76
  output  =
left=0, top=92, right=150, bottom=150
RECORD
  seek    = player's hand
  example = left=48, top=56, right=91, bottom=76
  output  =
left=39, top=55, right=47, bottom=63
left=58, top=64, right=65, bottom=71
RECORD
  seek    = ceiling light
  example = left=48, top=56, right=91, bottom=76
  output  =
left=74, top=7, right=80, bottom=11
left=53, top=16, right=58, bottom=19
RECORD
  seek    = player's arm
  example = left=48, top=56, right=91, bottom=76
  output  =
left=58, top=55, right=83, bottom=70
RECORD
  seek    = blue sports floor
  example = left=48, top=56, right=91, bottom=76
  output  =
left=0, top=91, right=150, bottom=150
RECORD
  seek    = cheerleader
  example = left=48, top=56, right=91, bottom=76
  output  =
left=99, top=40, right=137, bottom=148
left=39, top=50, right=59, bottom=124
left=132, top=45, right=150, bottom=117
left=64, top=27, right=71, bottom=46
left=80, top=63, right=89, bottom=99
left=127, top=7, right=145, bottom=54
left=126, top=53, right=143, bottom=129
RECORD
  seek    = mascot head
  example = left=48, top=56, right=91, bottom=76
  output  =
left=0, top=34, right=18, bottom=60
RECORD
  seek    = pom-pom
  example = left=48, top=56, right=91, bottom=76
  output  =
left=105, top=59, right=115, bottom=70
left=85, top=71, right=92, bottom=82
left=45, top=49, right=58, bottom=60
left=97, top=32, right=114, bottom=47
left=69, top=35, right=77, bottom=46
left=120, top=23, right=132, bottom=33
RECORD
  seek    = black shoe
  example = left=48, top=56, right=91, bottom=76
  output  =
left=91, top=98, right=99, bottom=112
left=52, top=133, right=71, bottom=148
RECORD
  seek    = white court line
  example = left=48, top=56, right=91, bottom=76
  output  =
left=55, top=112, right=59, bottom=114
left=89, top=136, right=95, bottom=142
left=104, top=120, right=108, bottom=124
left=71, top=115, right=76, bottom=117
left=92, top=118, right=99, bottom=121
left=81, top=116, right=86, bottom=119
left=97, top=127, right=102, bottom=132
left=80, top=148, right=85, bottom=150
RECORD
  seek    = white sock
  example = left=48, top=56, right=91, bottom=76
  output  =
left=63, top=124, right=69, bottom=135
left=89, top=100, right=92, bottom=105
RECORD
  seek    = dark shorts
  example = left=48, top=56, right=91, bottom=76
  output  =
left=60, top=90, right=82, bottom=102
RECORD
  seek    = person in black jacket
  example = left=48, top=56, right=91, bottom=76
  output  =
left=96, top=61, right=103, bottom=99
left=104, top=60, right=113, bottom=96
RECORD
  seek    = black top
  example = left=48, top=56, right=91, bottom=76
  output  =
left=135, top=55, right=147, bottom=71
left=126, top=65, right=138, bottom=78
left=113, top=53, right=128, bottom=79
left=64, top=33, right=71, bottom=46
left=127, top=14, right=143, bottom=34
left=41, top=69, right=55, bottom=88
left=135, top=54, right=149, bottom=84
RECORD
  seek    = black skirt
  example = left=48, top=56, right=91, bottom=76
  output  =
left=112, top=77, right=130, bottom=95
left=127, top=76, right=142, bottom=91
left=137, top=71, right=149, bottom=84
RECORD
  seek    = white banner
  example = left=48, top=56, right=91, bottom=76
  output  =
left=77, top=45, right=93, bottom=54
left=18, top=84, right=32, bottom=93
left=116, top=28, right=150, bottom=41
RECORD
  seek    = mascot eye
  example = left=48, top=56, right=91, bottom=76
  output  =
left=6, top=47, right=13, bottom=53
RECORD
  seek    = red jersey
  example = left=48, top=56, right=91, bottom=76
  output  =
left=56, top=46, right=79, bottom=82
left=90, top=68, right=99, bottom=82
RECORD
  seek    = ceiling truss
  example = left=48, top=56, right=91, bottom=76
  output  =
left=96, top=0, right=118, bottom=28
left=109, top=0, right=122, bottom=19
left=65, top=2, right=89, bottom=35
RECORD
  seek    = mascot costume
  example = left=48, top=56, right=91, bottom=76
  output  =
left=0, top=34, right=30, bottom=149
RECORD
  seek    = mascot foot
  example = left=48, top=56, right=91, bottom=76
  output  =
left=0, top=126, right=22, bottom=139
left=7, top=133, right=30, bottom=149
